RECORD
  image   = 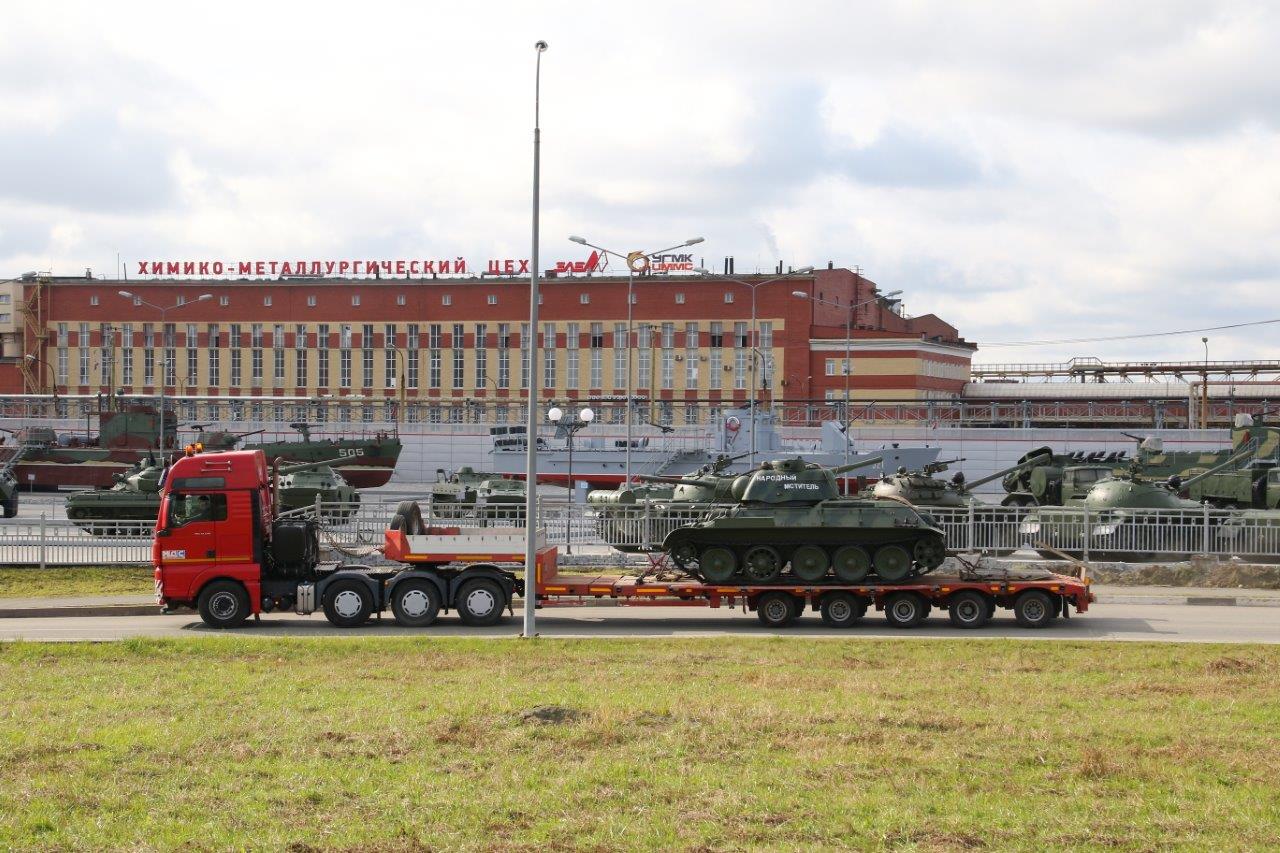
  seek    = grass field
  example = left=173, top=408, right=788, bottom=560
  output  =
left=1, top=638, right=1277, bottom=850
left=0, top=566, right=154, bottom=599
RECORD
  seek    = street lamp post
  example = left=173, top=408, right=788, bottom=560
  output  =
left=1202, top=336, right=1210, bottom=429
left=792, top=287, right=902, bottom=487
left=693, top=267, right=814, bottom=468
left=117, top=291, right=212, bottom=459
left=547, top=405, right=594, bottom=553
left=523, top=40, right=548, bottom=639
left=569, top=235, right=704, bottom=484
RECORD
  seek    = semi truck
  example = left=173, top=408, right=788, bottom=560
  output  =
left=153, top=447, right=1094, bottom=631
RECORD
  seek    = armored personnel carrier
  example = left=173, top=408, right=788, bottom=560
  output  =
left=661, top=457, right=946, bottom=584
left=276, top=464, right=360, bottom=521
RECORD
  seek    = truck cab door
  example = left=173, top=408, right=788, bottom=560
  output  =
left=161, top=492, right=228, bottom=562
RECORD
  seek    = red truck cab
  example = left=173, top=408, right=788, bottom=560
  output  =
left=155, top=449, right=273, bottom=621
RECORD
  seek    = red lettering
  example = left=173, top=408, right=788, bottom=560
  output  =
left=253, top=261, right=265, bottom=275
left=517, top=260, right=530, bottom=274
left=136, top=261, right=149, bottom=275
left=409, top=261, right=421, bottom=275
left=339, top=261, right=351, bottom=274
left=268, top=261, right=279, bottom=275
left=454, top=256, right=466, bottom=274
left=503, top=260, right=515, bottom=274
left=380, top=261, right=393, bottom=275
left=394, top=260, right=406, bottom=275
left=182, top=262, right=195, bottom=275
left=487, top=260, right=502, bottom=275
left=324, top=262, right=336, bottom=275
left=280, top=262, right=292, bottom=275
left=149, top=262, right=163, bottom=275
left=198, top=262, right=210, bottom=275
left=166, top=262, right=180, bottom=275
left=423, top=261, right=435, bottom=274
left=238, top=262, right=252, bottom=275
left=212, top=262, right=224, bottom=275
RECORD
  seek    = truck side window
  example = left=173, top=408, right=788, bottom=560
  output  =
left=168, top=493, right=229, bottom=527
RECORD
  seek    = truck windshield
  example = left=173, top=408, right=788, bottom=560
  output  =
left=167, top=493, right=228, bottom=527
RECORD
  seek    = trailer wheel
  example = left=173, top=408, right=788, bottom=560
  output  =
left=755, top=591, right=798, bottom=628
left=1014, top=590, right=1057, bottom=629
left=323, top=580, right=374, bottom=628
left=883, top=592, right=930, bottom=629
left=819, top=592, right=866, bottom=628
left=391, top=580, right=441, bottom=627
left=947, top=590, right=991, bottom=629
left=456, top=579, right=506, bottom=627
left=197, top=580, right=250, bottom=629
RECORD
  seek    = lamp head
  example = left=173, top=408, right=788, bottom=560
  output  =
left=685, top=237, right=705, bottom=246
left=884, top=289, right=903, bottom=298
left=791, top=290, right=809, bottom=298
left=197, top=293, right=213, bottom=301
left=535, top=40, right=548, bottom=52
left=580, top=407, right=595, bottom=423
left=568, top=236, right=587, bottom=245
left=547, top=406, right=564, bottom=423
left=117, top=290, right=134, bottom=299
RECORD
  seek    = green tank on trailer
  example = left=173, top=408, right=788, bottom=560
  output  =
left=661, top=457, right=946, bottom=585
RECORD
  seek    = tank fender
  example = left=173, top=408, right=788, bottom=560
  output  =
left=385, top=570, right=448, bottom=611
left=314, top=569, right=384, bottom=610
left=447, top=565, right=517, bottom=610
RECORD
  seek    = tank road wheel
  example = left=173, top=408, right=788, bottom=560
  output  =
left=913, top=537, right=946, bottom=572
left=873, top=545, right=912, bottom=582
left=323, top=579, right=374, bottom=628
left=755, top=591, right=799, bottom=628
left=456, top=578, right=507, bottom=627
left=743, top=546, right=782, bottom=583
left=670, top=541, right=698, bottom=572
left=832, top=545, right=871, bottom=583
left=391, top=579, right=442, bottom=627
left=197, top=580, right=251, bottom=629
left=947, top=590, right=992, bottom=629
left=883, top=592, right=930, bottom=629
left=790, top=545, right=830, bottom=582
left=699, top=547, right=738, bottom=583
left=820, top=591, right=866, bottom=628
left=1014, top=590, right=1058, bottom=629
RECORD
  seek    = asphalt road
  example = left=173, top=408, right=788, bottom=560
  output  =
left=1, top=602, right=1276, bottom=643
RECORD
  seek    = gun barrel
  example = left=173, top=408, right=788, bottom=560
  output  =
left=965, top=454, right=1048, bottom=491
left=236, top=429, right=266, bottom=438
left=831, top=455, right=883, bottom=475
left=1180, top=444, right=1258, bottom=488
left=277, top=456, right=347, bottom=476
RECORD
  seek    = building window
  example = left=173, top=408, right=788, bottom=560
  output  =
left=317, top=324, right=329, bottom=388
left=362, top=323, right=374, bottom=388
left=186, top=323, right=199, bottom=387
left=660, top=322, right=674, bottom=390
left=758, top=321, right=773, bottom=386
left=307, top=295, right=316, bottom=307
left=613, top=323, right=626, bottom=389
left=90, top=295, right=99, bottom=306
left=340, top=324, right=352, bottom=388
left=497, top=323, right=510, bottom=389
left=675, top=293, right=685, bottom=304
left=487, top=294, right=497, bottom=306
left=637, top=324, right=652, bottom=388
left=452, top=323, right=465, bottom=388
left=273, top=324, right=286, bottom=383
left=122, top=323, right=134, bottom=386
left=295, top=324, right=308, bottom=388
left=724, top=292, right=735, bottom=304
left=230, top=326, right=242, bottom=388
left=397, top=294, right=406, bottom=306
left=206, top=324, right=218, bottom=387
left=474, top=323, right=487, bottom=388
left=589, top=323, right=603, bottom=388
left=251, top=324, right=263, bottom=383
left=685, top=322, right=698, bottom=387
left=78, top=322, right=90, bottom=384
left=579, top=293, right=589, bottom=305
left=543, top=323, right=556, bottom=389
left=264, top=295, right=273, bottom=307
left=566, top=322, right=580, bottom=390
left=442, top=294, right=452, bottom=306
left=519, top=323, right=529, bottom=390
left=384, top=324, right=397, bottom=389
left=428, top=323, right=442, bottom=389
left=709, top=335, right=723, bottom=391
left=733, top=322, right=747, bottom=390
left=406, top=323, right=420, bottom=389
left=352, top=294, right=361, bottom=306
left=219, top=295, right=230, bottom=306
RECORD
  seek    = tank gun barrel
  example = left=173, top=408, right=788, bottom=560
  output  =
left=962, top=454, right=1047, bottom=492
left=234, top=428, right=266, bottom=439
left=831, top=455, right=883, bottom=475
left=922, top=457, right=965, bottom=473
left=277, top=456, right=346, bottom=476
left=1179, top=444, right=1258, bottom=489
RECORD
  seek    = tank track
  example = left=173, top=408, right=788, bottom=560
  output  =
left=667, top=533, right=947, bottom=586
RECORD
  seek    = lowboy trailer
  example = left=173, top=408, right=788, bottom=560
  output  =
left=153, top=448, right=1093, bottom=630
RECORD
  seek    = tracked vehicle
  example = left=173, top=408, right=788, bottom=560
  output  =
left=662, top=457, right=946, bottom=585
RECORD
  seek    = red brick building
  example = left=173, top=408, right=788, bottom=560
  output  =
left=0, top=266, right=973, bottom=422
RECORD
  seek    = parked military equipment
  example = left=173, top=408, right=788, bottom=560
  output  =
left=429, top=466, right=491, bottom=512
left=661, top=457, right=946, bottom=585
left=1187, top=459, right=1280, bottom=509
left=190, top=422, right=402, bottom=488
left=0, top=471, right=16, bottom=518
left=1000, top=446, right=1121, bottom=506
left=873, top=456, right=1044, bottom=507
left=276, top=463, right=360, bottom=521
left=188, top=424, right=267, bottom=451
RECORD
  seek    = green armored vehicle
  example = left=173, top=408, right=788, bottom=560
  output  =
left=428, top=467, right=491, bottom=519
left=276, top=464, right=360, bottom=521
left=662, top=457, right=946, bottom=584
left=475, top=477, right=527, bottom=524
left=65, top=454, right=165, bottom=533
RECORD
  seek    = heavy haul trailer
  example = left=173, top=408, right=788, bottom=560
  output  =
left=154, top=448, right=1093, bottom=630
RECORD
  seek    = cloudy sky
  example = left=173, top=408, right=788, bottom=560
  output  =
left=2, top=1, right=1277, bottom=365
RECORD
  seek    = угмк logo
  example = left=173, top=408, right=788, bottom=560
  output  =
left=650, top=253, right=695, bottom=273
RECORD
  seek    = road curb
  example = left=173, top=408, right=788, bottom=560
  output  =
left=1092, top=594, right=1279, bottom=607
left=0, top=604, right=160, bottom=619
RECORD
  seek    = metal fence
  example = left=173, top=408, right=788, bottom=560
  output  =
left=2, top=501, right=1278, bottom=566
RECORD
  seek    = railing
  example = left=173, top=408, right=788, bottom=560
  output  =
left=2, top=501, right=1277, bottom=567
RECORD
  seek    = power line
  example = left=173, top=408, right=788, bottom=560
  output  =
left=980, top=317, right=1280, bottom=348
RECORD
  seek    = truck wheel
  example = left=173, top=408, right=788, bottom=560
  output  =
left=456, top=579, right=506, bottom=626
left=1014, top=590, right=1057, bottom=629
left=947, top=590, right=991, bottom=629
left=755, top=591, right=798, bottom=627
left=197, top=580, right=250, bottom=629
left=832, top=545, right=870, bottom=583
left=323, top=579, right=374, bottom=628
left=883, top=592, right=929, bottom=629
left=391, top=579, right=441, bottom=627
left=819, top=591, right=865, bottom=628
